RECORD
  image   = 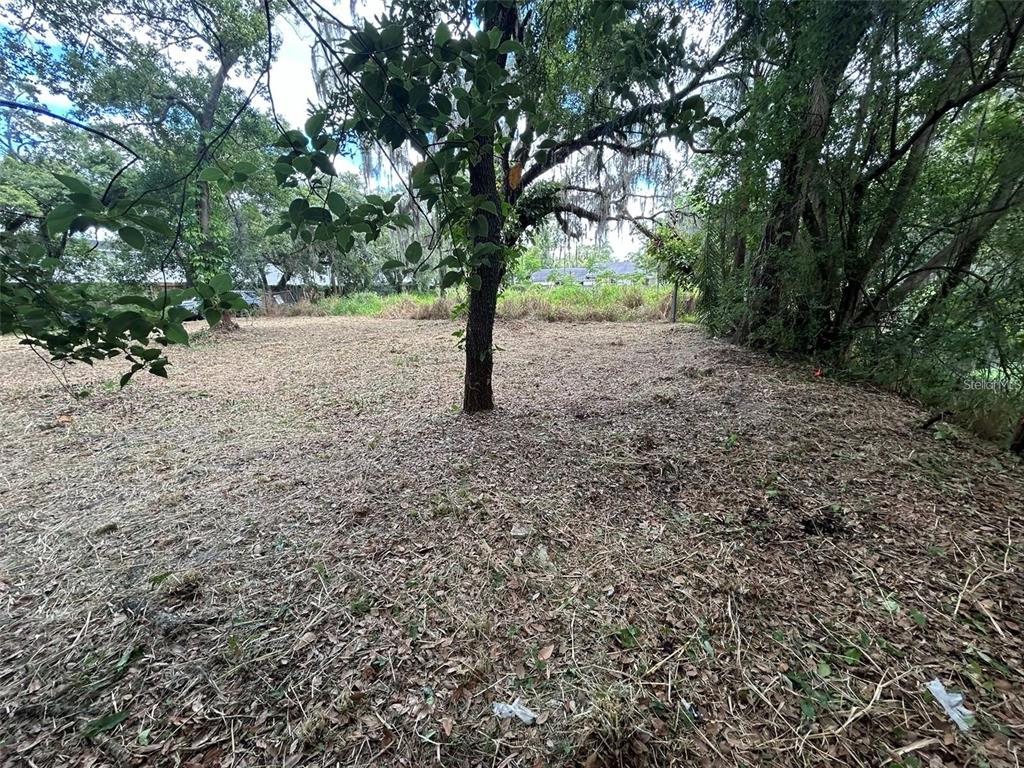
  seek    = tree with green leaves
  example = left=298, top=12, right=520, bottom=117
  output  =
left=676, top=0, right=1024, bottom=448
left=280, top=0, right=748, bottom=410
left=0, top=0, right=285, bottom=376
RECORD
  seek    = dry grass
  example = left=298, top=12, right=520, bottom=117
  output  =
left=1, top=316, right=1022, bottom=767
left=377, top=296, right=454, bottom=320
left=264, top=299, right=330, bottom=318
left=322, top=285, right=684, bottom=323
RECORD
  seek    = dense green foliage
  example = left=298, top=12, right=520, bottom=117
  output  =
left=658, top=0, right=1024, bottom=441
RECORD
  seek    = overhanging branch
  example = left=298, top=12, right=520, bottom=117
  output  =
left=518, top=16, right=752, bottom=190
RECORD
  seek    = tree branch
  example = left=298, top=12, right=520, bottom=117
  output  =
left=518, top=15, right=753, bottom=189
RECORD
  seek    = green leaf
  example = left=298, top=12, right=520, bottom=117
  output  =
left=284, top=129, right=308, bottom=149
left=112, top=295, right=157, bottom=311
left=362, top=69, right=386, bottom=100
left=471, top=215, right=490, bottom=237
left=817, top=661, right=832, bottom=678
left=434, top=93, right=452, bottom=118
left=118, top=227, right=146, bottom=250
left=380, top=115, right=405, bottom=149
left=204, top=308, right=222, bottom=327
left=108, top=310, right=144, bottom=336
left=53, top=173, right=91, bottom=195
left=225, top=292, right=248, bottom=311
left=70, top=215, right=99, bottom=234
left=679, top=95, right=703, bottom=115
left=466, top=273, right=482, bottom=291
left=135, top=215, right=173, bottom=237
left=289, top=198, right=310, bottom=225
left=408, top=82, right=430, bottom=107
left=498, top=40, right=524, bottom=56
left=273, top=162, right=293, bottom=183
left=83, top=709, right=130, bottom=740
left=440, top=270, right=462, bottom=289
left=304, top=111, right=326, bottom=138
left=380, top=24, right=404, bottom=51
left=292, top=155, right=314, bottom=176
left=168, top=306, right=192, bottom=323
left=163, top=322, right=189, bottom=345
left=405, top=241, right=423, bottom=263
left=209, top=272, right=232, bottom=293
left=302, top=206, right=332, bottom=223
left=198, top=167, right=225, bottom=182
left=311, top=152, right=336, bottom=176
left=326, top=192, right=349, bottom=218
left=478, top=200, right=498, bottom=216
left=45, top=203, right=79, bottom=235
left=434, top=22, right=451, bottom=47
left=474, top=241, right=502, bottom=257
left=381, top=259, right=404, bottom=271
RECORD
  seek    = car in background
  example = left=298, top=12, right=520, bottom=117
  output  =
left=235, top=290, right=263, bottom=313
left=176, top=297, right=204, bottom=320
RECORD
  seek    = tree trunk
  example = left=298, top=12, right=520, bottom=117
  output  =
left=461, top=2, right=516, bottom=413
left=463, top=262, right=501, bottom=412
left=463, top=134, right=505, bottom=411
left=1011, top=417, right=1024, bottom=455
left=857, top=163, right=1024, bottom=327
left=195, top=56, right=238, bottom=330
left=195, top=59, right=231, bottom=249
left=744, top=1, right=874, bottom=342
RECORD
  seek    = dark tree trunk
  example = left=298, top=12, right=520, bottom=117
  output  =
left=274, top=269, right=293, bottom=290
left=460, top=2, right=516, bottom=413
left=463, top=133, right=505, bottom=411
left=743, top=1, right=874, bottom=343
left=1011, top=417, right=1024, bottom=455
left=463, top=261, right=502, bottom=412
left=195, top=55, right=239, bottom=330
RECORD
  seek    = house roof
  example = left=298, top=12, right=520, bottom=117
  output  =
left=530, top=262, right=646, bottom=282
left=591, top=260, right=641, bottom=275
left=530, top=267, right=590, bottom=282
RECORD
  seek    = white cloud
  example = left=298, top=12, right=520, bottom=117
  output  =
left=265, top=16, right=318, bottom=131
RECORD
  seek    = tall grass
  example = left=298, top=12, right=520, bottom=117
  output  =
left=320, top=284, right=685, bottom=322
left=497, top=283, right=674, bottom=321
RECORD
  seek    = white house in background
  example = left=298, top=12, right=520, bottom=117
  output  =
left=530, top=260, right=648, bottom=287
left=529, top=267, right=590, bottom=286
left=588, top=261, right=646, bottom=284
left=264, top=264, right=332, bottom=288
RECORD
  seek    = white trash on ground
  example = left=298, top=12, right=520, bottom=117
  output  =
left=492, top=699, right=539, bottom=725
left=926, top=678, right=974, bottom=731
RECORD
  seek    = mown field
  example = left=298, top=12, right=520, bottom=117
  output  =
left=1, top=317, right=1022, bottom=767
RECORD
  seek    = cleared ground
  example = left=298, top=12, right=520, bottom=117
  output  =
left=1, top=316, right=1022, bottom=767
